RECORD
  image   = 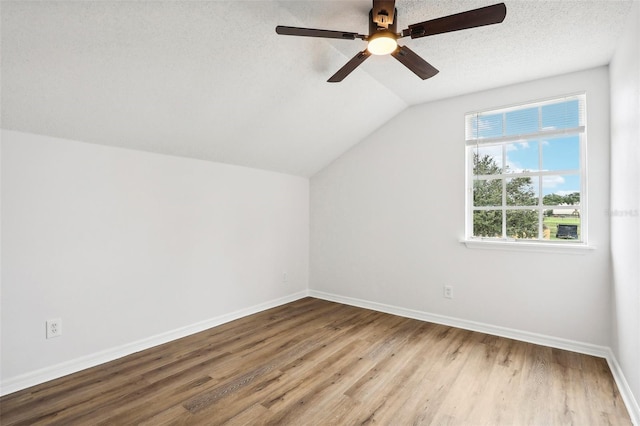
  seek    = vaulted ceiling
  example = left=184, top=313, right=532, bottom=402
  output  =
left=1, top=0, right=634, bottom=177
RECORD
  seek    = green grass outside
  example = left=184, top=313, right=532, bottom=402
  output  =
left=543, top=216, right=580, bottom=240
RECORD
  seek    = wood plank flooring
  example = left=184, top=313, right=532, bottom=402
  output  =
left=0, top=298, right=632, bottom=425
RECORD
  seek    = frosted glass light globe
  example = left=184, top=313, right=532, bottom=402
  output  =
left=367, top=33, right=397, bottom=55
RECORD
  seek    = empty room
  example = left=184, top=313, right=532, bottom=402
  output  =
left=1, top=0, right=639, bottom=424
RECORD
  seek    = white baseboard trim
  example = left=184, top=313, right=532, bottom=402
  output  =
left=605, top=349, right=640, bottom=426
left=309, top=290, right=609, bottom=356
left=0, top=290, right=309, bottom=397
left=309, top=289, right=639, bottom=425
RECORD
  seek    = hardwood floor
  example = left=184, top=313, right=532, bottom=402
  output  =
left=0, top=298, right=632, bottom=425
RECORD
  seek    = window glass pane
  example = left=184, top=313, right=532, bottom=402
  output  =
left=542, top=175, right=580, bottom=206
left=505, top=107, right=538, bottom=135
left=474, top=179, right=502, bottom=207
left=506, top=210, right=538, bottom=239
left=542, top=136, right=580, bottom=171
left=505, top=140, right=539, bottom=173
left=543, top=211, right=581, bottom=240
left=473, top=210, right=502, bottom=238
left=473, top=146, right=502, bottom=175
left=476, top=113, right=503, bottom=138
left=541, top=99, right=580, bottom=130
left=506, top=177, right=538, bottom=206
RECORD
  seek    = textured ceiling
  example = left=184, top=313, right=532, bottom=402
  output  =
left=1, top=0, right=635, bottom=177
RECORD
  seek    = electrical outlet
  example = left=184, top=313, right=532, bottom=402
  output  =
left=46, top=318, right=62, bottom=339
left=283, top=272, right=288, bottom=283
left=444, top=285, right=453, bottom=299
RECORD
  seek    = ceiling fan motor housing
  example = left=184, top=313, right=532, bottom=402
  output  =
left=369, top=8, right=398, bottom=36
left=372, top=0, right=396, bottom=28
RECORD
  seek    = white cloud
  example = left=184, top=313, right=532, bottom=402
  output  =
left=543, top=175, right=565, bottom=188
left=506, top=160, right=524, bottom=173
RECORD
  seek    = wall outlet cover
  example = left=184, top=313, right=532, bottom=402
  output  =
left=46, top=319, right=62, bottom=339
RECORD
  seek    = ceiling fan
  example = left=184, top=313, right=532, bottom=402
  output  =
left=275, top=1, right=506, bottom=82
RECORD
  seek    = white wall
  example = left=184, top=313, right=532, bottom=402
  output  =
left=610, top=0, right=640, bottom=418
left=0, top=130, right=308, bottom=389
left=311, top=67, right=611, bottom=346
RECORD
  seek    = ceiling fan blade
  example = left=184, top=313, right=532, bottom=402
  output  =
left=391, top=45, right=439, bottom=80
left=276, top=26, right=365, bottom=40
left=328, top=50, right=372, bottom=82
left=401, top=3, right=506, bottom=39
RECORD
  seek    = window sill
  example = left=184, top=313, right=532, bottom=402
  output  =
left=461, top=239, right=595, bottom=254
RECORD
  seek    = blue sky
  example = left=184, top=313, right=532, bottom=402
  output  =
left=507, top=135, right=580, bottom=196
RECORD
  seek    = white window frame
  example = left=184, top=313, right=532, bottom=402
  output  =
left=463, top=93, right=592, bottom=253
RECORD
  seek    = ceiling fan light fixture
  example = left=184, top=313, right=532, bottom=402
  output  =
left=366, top=32, right=397, bottom=55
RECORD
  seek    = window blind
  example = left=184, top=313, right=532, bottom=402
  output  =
left=465, top=94, right=586, bottom=146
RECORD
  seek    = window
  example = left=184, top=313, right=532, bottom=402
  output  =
left=465, top=94, right=586, bottom=244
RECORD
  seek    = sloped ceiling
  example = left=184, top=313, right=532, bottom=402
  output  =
left=1, top=0, right=634, bottom=177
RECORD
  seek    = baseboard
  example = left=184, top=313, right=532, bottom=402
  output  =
left=309, top=290, right=610, bottom=356
left=0, top=290, right=309, bottom=396
left=309, top=289, right=639, bottom=424
left=605, top=349, right=640, bottom=426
